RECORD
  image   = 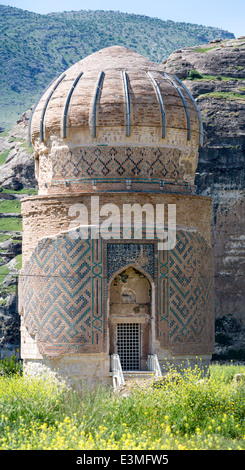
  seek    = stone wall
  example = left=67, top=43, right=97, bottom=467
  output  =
left=20, top=192, right=212, bottom=263
left=19, top=192, right=214, bottom=370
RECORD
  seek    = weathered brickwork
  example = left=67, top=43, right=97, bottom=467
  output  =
left=20, top=228, right=213, bottom=359
left=35, top=144, right=198, bottom=195
left=30, top=46, right=200, bottom=148
left=52, top=145, right=185, bottom=183
left=21, top=192, right=212, bottom=264
left=20, top=46, right=214, bottom=384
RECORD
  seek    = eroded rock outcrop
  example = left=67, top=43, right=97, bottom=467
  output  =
left=163, top=37, right=245, bottom=360
left=0, top=111, right=36, bottom=358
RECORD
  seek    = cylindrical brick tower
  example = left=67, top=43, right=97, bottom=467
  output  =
left=19, top=46, right=214, bottom=385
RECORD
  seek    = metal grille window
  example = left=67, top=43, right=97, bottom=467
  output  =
left=117, top=323, right=140, bottom=371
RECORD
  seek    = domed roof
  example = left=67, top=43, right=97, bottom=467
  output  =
left=30, top=46, right=203, bottom=148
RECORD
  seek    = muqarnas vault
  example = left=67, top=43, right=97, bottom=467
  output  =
left=19, top=46, right=214, bottom=386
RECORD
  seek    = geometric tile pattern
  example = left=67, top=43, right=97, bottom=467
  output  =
left=20, top=230, right=103, bottom=358
left=107, top=242, right=155, bottom=282
left=52, top=146, right=185, bottom=182
left=158, top=230, right=214, bottom=354
left=20, top=228, right=214, bottom=358
left=106, top=232, right=213, bottom=355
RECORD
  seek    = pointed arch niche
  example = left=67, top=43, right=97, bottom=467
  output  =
left=108, top=266, right=154, bottom=370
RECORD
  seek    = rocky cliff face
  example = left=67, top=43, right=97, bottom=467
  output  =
left=163, top=37, right=245, bottom=360
left=0, top=37, right=244, bottom=361
left=0, top=111, right=36, bottom=358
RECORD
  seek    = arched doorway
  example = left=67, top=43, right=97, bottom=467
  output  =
left=109, top=267, right=152, bottom=371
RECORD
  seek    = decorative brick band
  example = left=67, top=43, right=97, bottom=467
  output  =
left=52, top=146, right=185, bottom=183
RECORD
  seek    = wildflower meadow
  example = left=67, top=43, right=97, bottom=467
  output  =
left=0, top=362, right=245, bottom=450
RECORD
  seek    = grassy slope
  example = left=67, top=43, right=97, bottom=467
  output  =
left=0, top=5, right=234, bottom=130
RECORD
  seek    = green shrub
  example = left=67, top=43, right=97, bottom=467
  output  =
left=188, top=69, right=203, bottom=80
left=0, top=356, right=22, bottom=376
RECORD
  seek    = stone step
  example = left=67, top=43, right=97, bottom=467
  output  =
left=123, top=370, right=155, bottom=380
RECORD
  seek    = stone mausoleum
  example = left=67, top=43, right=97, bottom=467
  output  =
left=19, top=46, right=214, bottom=386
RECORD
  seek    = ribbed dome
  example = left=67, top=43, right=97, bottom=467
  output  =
left=30, top=46, right=203, bottom=148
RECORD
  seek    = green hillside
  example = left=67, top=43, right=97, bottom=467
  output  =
left=0, top=5, right=234, bottom=131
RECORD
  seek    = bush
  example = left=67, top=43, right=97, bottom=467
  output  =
left=188, top=69, right=203, bottom=80
left=0, top=373, right=68, bottom=422
left=0, top=356, right=22, bottom=376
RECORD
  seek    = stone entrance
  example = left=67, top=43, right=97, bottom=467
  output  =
left=109, top=267, right=152, bottom=370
